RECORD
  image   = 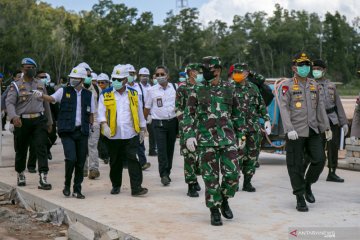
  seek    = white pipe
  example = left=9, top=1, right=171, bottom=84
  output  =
left=340, top=127, right=344, bottom=150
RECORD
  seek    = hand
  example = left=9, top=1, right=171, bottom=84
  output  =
left=1, top=111, right=4, bottom=118
left=264, top=121, right=272, bottom=135
left=287, top=130, right=298, bottom=140
left=147, top=115, right=152, bottom=124
left=238, top=137, right=246, bottom=150
left=139, top=128, right=146, bottom=143
left=350, top=136, right=358, bottom=145
left=12, top=117, right=22, bottom=128
left=32, top=90, right=43, bottom=98
left=325, top=129, right=332, bottom=141
left=9, top=124, right=14, bottom=133
left=342, top=124, right=349, bottom=136
left=47, top=125, right=52, bottom=133
left=186, top=137, right=197, bottom=152
left=102, top=123, right=111, bottom=138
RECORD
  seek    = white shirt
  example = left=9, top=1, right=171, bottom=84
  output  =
left=97, top=87, right=146, bottom=140
left=139, top=82, right=151, bottom=103
left=51, top=87, right=95, bottom=126
left=145, top=83, right=177, bottom=120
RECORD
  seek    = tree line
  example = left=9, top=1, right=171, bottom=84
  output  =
left=0, top=0, right=359, bottom=84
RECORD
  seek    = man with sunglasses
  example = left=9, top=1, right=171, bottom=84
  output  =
left=183, top=56, right=241, bottom=226
left=98, top=64, right=148, bottom=196
left=97, top=73, right=110, bottom=90
left=144, top=65, right=178, bottom=186
left=6, top=58, right=53, bottom=190
left=279, top=52, right=331, bottom=212
left=37, top=66, right=95, bottom=199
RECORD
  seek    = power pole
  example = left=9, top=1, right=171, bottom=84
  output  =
left=176, top=0, right=189, bottom=11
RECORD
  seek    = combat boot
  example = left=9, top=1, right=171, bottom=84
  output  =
left=242, top=174, right=256, bottom=192
left=194, top=181, right=201, bottom=191
left=38, top=173, right=52, bottom=190
left=17, top=172, right=26, bottom=187
left=88, top=169, right=100, bottom=179
left=304, top=182, right=315, bottom=203
left=220, top=197, right=233, bottom=219
left=296, top=195, right=309, bottom=212
left=187, top=184, right=199, bottom=197
left=210, top=207, right=222, bottom=226
left=326, top=169, right=344, bottom=183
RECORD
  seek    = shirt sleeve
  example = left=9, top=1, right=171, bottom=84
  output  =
left=279, top=82, right=295, bottom=133
left=145, top=88, right=152, bottom=109
left=51, top=88, right=64, bottom=103
left=137, top=96, right=146, bottom=128
left=5, top=83, right=19, bottom=120
left=90, top=92, right=96, bottom=113
left=97, top=94, right=106, bottom=123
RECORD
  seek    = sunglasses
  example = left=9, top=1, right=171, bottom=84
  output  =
left=297, top=62, right=311, bottom=67
left=112, top=78, right=125, bottom=82
left=155, top=73, right=166, bottom=77
left=98, top=81, right=107, bottom=84
left=39, top=76, right=48, bottom=79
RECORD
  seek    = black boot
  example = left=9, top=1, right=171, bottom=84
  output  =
left=296, top=195, right=309, bottom=212
left=304, top=182, right=315, bottom=203
left=210, top=207, right=222, bottom=226
left=194, top=181, right=201, bottom=191
left=220, top=197, right=233, bottom=219
left=242, top=174, right=256, bottom=192
left=255, top=161, right=260, bottom=168
left=38, top=173, right=52, bottom=190
left=187, top=184, right=199, bottom=197
left=326, top=169, right=344, bottom=183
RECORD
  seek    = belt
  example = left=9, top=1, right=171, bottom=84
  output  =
left=153, top=118, right=176, bottom=122
left=21, top=112, right=43, bottom=119
left=326, top=106, right=337, bottom=114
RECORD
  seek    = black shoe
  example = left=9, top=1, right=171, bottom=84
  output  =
left=304, top=183, right=315, bottom=203
left=242, top=175, right=256, bottom=192
left=149, top=151, right=157, bottom=156
left=17, top=172, right=26, bottom=187
left=48, top=152, right=52, bottom=160
left=194, top=181, right=201, bottom=191
left=187, top=184, right=199, bottom=197
left=168, top=176, right=172, bottom=182
left=72, top=192, right=85, bottom=199
left=255, top=162, right=260, bottom=168
left=326, top=172, right=344, bottom=183
left=103, top=158, right=109, bottom=164
left=210, top=207, right=223, bottom=226
left=161, top=176, right=170, bottom=186
left=296, top=195, right=309, bottom=212
left=220, top=198, right=233, bottom=219
left=111, top=187, right=120, bottom=195
left=28, top=168, right=37, bottom=173
left=141, top=162, right=151, bottom=171
left=63, top=186, right=70, bottom=197
left=38, top=173, right=52, bottom=190
left=132, top=187, right=148, bottom=196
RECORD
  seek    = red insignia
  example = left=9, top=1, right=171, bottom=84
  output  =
left=282, top=86, right=289, bottom=96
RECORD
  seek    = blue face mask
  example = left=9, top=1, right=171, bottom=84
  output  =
left=127, top=75, right=135, bottom=83
left=296, top=66, right=310, bottom=78
left=112, top=80, right=123, bottom=90
left=312, top=70, right=323, bottom=79
left=40, top=78, right=48, bottom=85
left=84, top=77, right=92, bottom=85
left=153, top=79, right=158, bottom=85
left=196, top=74, right=204, bottom=84
left=179, top=77, right=186, bottom=82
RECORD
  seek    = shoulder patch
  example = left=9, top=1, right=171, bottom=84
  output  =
left=282, top=86, right=289, bottom=96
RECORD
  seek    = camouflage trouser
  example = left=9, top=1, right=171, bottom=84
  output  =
left=180, top=145, right=200, bottom=184
left=239, top=131, right=262, bottom=176
left=198, top=144, right=240, bottom=208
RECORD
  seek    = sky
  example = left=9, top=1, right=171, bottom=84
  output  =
left=43, top=0, right=359, bottom=25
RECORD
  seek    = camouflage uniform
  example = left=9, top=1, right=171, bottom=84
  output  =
left=183, top=77, right=241, bottom=208
left=234, top=75, right=269, bottom=176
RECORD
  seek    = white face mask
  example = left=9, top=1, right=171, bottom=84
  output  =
left=157, top=76, right=167, bottom=84
left=70, top=79, right=82, bottom=87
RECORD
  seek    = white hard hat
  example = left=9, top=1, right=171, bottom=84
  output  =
left=111, top=64, right=129, bottom=78
left=91, top=72, right=98, bottom=80
left=68, top=66, right=87, bottom=79
left=139, top=67, right=150, bottom=75
left=77, top=62, right=93, bottom=72
left=126, top=64, right=136, bottom=73
left=97, top=73, right=110, bottom=81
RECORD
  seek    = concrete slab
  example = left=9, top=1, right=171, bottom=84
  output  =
left=1, top=129, right=360, bottom=240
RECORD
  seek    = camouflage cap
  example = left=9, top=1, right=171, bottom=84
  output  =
left=292, top=52, right=311, bottom=64
left=233, top=63, right=249, bottom=72
left=202, top=56, right=222, bottom=68
left=185, top=63, right=202, bottom=72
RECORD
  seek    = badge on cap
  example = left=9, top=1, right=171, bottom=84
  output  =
left=295, top=102, right=302, bottom=108
left=282, top=86, right=289, bottom=96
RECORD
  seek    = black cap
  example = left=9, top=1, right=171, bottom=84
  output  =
left=292, top=52, right=311, bottom=65
left=313, top=59, right=327, bottom=68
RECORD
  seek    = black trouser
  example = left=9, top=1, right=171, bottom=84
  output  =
left=147, top=123, right=157, bottom=154
left=2, top=112, right=7, bottom=129
left=324, top=122, right=340, bottom=169
left=107, top=136, right=143, bottom=190
left=27, top=141, right=37, bottom=170
left=48, top=122, right=57, bottom=152
left=286, top=128, right=325, bottom=195
left=152, top=118, right=177, bottom=178
left=98, top=133, right=110, bottom=160
left=137, top=141, right=147, bottom=166
left=60, top=128, right=88, bottom=193
left=14, top=115, right=49, bottom=173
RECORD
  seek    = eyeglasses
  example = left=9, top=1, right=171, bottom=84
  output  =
left=297, top=62, right=311, bottom=67
left=98, top=81, right=107, bottom=84
left=155, top=73, right=166, bottom=77
left=39, top=76, right=48, bottom=79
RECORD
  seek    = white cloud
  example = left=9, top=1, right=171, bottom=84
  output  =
left=199, top=0, right=360, bottom=25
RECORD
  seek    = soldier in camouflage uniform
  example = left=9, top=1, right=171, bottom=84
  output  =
left=230, top=63, right=271, bottom=192
left=176, top=63, right=202, bottom=198
left=183, top=56, right=241, bottom=226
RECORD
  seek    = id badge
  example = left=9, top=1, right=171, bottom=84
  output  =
left=157, top=98, right=163, bottom=107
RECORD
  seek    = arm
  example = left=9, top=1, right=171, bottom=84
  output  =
left=5, top=84, right=20, bottom=121
left=42, top=87, right=53, bottom=126
left=138, top=95, right=146, bottom=128
left=90, top=92, right=95, bottom=125
left=278, top=83, right=295, bottom=133
left=231, top=88, right=246, bottom=139
left=97, top=95, right=106, bottom=124
left=144, top=89, right=152, bottom=120
left=183, top=89, right=198, bottom=141
left=316, top=85, right=330, bottom=133
left=334, top=87, right=348, bottom=126
left=175, top=87, right=185, bottom=121
left=257, top=88, right=270, bottom=121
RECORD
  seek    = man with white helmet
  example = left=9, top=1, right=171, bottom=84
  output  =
left=97, top=73, right=110, bottom=90
left=38, top=66, right=95, bottom=199
left=98, top=64, right=148, bottom=196
left=139, top=67, right=157, bottom=157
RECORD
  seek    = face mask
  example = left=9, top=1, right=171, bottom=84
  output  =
left=140, top=77, right=149, bottom=84
left=179, top=77, right=186, bottom=82
left=312, top=70, right=323, bottom=79
left=153, top=79, right=158, bottom=85
left=70, top=79, right=82, bottom=87
left=296, top=66, right=310, bottom=78
left=196, top=74, right=204, bottom=84
left=157, top=76, right=167, bottom=85
left=203, top=68, right=216, bottom=81
left=40, top=78, right=48, bottom=85
left=25, top=69, right=36, bottom=78
left=127, top=75, right=135, bottom=83
left=84, top=77, right=92, bottom=85
left=112, top=80, right=123, bottom=90
left=61, top=83, right=67, bottom=87
left=232, top=73, right=247, bottom=83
